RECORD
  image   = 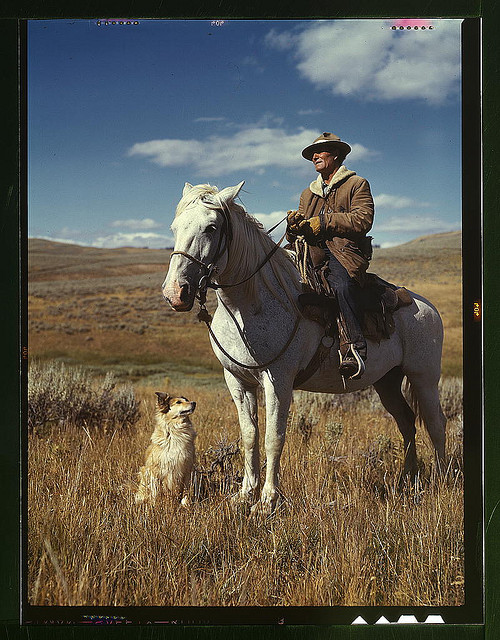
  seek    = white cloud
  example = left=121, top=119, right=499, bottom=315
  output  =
left=110, top=217, right=162, bottom=230
left=236, top=113, right=285, bottom=129
left=374, top=215, right=460, bottom=233
left=58, top=226, right=83, bottom=238
left=374, top=193, right=431, bottom=209
left=298, top=109, right=324, bottom=115
left=253, top=210, right=287, bottom=226
left=379, top=241, right=401, bottom=248
left=127, top=126, right=377, bottom=176
left=252, top=210, right=289, bottom=240
left=30, top=230, right=174, bottom=249
left=241, top=56, right=265, bottom=72
left=267, top=20, right=461, bottom=104
left=29, top=235, right=90, bottom=247
left=91, top=232, right=174, bottom=249
left=195, top=117, right=226, bottom=123
left=129, top=139, right=205, bottom=167
left=264, top=28, right=297, bottom=51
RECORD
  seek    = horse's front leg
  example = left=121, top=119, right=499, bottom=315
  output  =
left=223, top=370, right=260, bottom=506
left=257, top=374, right=293, bottom=515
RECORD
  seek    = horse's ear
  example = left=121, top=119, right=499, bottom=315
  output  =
left=218, top=181, right=245, bottom=204
left=183, top=182, right=194, bottom=197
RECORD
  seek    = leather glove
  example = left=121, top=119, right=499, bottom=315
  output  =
left=298, top=216, right=321, bottom=241
left=286, top=210, right=304, bottom=236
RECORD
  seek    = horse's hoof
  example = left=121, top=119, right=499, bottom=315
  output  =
left=250, top=501, right=271, bottom=519
left=397, top=466, right=426, bottom=496
left=431, top=458, right=447, bottom=480
left=230, top=492, right=253, bottom=515
left=397, top=470, right=416, bottom=490
left=249, top=494, right=286, bottom=519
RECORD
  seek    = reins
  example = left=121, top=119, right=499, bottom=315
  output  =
left=214, top=230, right=287, bottom=291
left=204, top=310, right=302, bottom=370
left=169, top=205, right=298, bottom=370
left=170, top=213, right=287, bottom=293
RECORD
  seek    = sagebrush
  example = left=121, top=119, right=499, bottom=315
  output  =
left=28, top=372, right=464, bottom=609
left=28, top=360, right=140, bottom=431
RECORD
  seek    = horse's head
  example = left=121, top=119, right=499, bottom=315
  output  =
left=162, top=181, right=245, bottom=311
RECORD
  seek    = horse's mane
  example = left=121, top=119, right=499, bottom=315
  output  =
left=175, top=183, right=221, bottom=218
left=175, top=184, right=300, bottom=308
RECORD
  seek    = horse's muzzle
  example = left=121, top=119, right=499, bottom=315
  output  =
left=162, top=281, right=195, bottom=311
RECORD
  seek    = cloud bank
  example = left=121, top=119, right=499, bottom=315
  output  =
left=91, top=232, right=174, bottom=249
left=374, top=193, right=430, bottom=209
left=128, top=127, right=377, bottom=176
left=31, top=235, right=91, bottom=247
left=265, top=20, right=461, bottom=105
left=374, top=215, right=460, bottom=234
left=110, top=218, right=162, bottom=230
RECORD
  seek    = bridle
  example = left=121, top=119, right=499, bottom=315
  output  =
left=170, top=201, right=286, bottom=305
left=169, top=200, right=233, bottom=303
left=168, top=200, right=298, bottom=370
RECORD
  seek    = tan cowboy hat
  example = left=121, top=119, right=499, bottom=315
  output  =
left=301, top=132, right=352, bottom=161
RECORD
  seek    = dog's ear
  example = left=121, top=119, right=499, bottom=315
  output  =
left=155, top=392, right=170, bottom=406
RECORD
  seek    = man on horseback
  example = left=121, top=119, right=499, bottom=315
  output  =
left=286, top=132, right=374, bottom=379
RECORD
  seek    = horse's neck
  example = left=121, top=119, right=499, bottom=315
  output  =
left=216, top=254, right=302, bottom=317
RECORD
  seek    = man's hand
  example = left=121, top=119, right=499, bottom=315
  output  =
left=286, top=210, right=304, bottom=236
left=298, top=216, right=321, bottom=241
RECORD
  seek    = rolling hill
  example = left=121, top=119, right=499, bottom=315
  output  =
left=27, top=232, right=463, bottom=380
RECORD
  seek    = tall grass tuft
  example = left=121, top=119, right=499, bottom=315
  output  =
left=28, top=378, right=464, bottom=608
left=28, top=360, right=140, bottom=432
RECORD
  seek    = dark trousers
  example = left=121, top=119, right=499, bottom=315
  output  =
left=325, top=248, right=367, bottom=357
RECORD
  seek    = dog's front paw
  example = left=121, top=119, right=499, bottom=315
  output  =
left=134, top=486, right=150, bottom=504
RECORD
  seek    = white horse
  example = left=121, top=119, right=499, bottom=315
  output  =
left=162, top=181, right=446, bottom=514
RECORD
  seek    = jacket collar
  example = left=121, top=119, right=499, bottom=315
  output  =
left=309, top=165, right=356, bottom=196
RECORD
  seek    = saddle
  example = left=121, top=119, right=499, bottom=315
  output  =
left=293, top=274, right=413, bottom=388
left=298, top=272, right=414, bottom=344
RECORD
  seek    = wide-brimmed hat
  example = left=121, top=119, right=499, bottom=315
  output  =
left=301, top=132, right=352, bottom=161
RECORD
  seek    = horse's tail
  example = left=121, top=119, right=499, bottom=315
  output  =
left=403, top=376, right=422, bottom=425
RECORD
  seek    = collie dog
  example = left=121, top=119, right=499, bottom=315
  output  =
left=135, top=392, right=196, bottom=506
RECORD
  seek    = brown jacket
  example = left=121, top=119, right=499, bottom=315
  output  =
left=287, top=166, right=374, bottom=284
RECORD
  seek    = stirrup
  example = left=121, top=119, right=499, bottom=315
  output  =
left=339, top=346, right=366, bottom=380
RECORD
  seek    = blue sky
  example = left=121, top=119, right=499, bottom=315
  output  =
left=28, top=18, right=462, bottom=248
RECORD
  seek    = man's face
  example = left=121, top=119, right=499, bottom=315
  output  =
left=312, top=150, right=338, bottom=175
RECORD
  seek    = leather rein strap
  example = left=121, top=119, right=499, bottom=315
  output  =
left=206, top=313, right=301, bottom=371
left=170, top=211, right=287, bottom=293
left=170, top=200, right=233, bottom=289
left=168, top=205, right=299, bottom=370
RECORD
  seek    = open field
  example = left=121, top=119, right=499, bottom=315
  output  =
left=28, top=231, right=462, bottom=381
left=27, top=232, right=464, bottom=609
left=28, top=367, right=464, bottom=609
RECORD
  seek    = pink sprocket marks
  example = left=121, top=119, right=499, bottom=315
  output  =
left=391, top=19, right=434, bottom=29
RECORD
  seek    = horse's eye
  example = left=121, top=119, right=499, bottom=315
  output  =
left=206, top=224, right=217, bottom=234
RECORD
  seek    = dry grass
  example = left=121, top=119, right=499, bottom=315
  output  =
left=27, top=235, right=464, bottom=608
left=28, top=378, right=464, bottom=608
